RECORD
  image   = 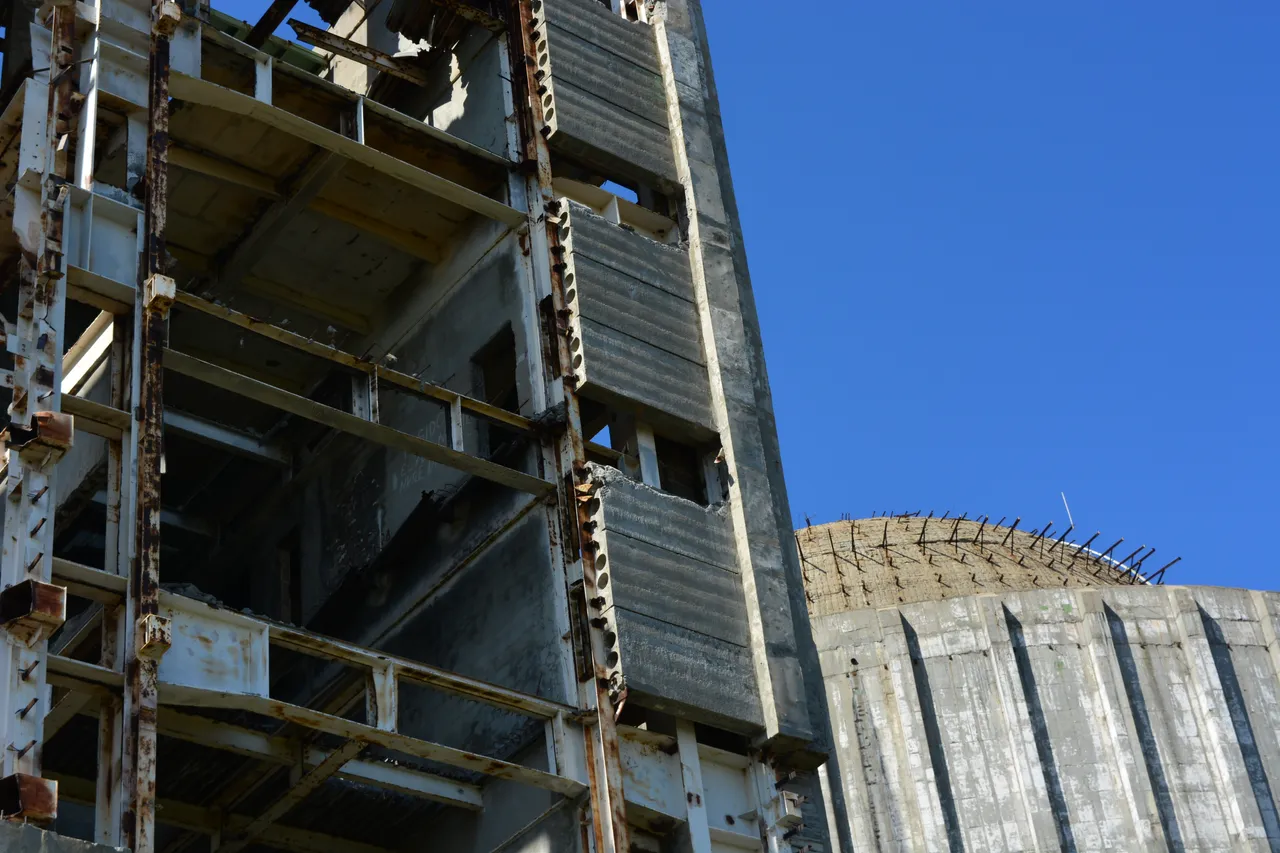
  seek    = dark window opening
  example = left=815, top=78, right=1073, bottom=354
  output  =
left=472, top=325, right=520, bottom=461
left=654, top=433, right=706, bottom=505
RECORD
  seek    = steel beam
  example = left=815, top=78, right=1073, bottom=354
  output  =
left=163, top=409, right=290, bottom=466
left=161, top=684, right=585, bottom=796
left=245, top=0, right=299, bottom=48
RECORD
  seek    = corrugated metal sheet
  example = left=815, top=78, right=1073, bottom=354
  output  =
left=814, top=584, right=1280, bottom=853
left=537, top=0, right=676, bottom=185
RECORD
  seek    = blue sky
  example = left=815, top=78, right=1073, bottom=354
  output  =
left=219, top=2, right=1276, bottom=591
left=701, top=3, right=1278, bottom=591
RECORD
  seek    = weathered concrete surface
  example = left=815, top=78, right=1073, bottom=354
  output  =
left=813, top=584, right=1280, bottom=852
left=651, top=0, right=827, bottom=760
left=538, top=0, right=677, bottom=186
left=565, top=202, right=715, bottom=433
left=0, top=824, right=126, bottom=853
left=588, top=464, right=762, bottom=731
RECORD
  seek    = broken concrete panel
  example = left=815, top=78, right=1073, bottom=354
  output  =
left=540, top=0, right=677, bottom=186
left=592, top=467, right=735, bottom=571
left=544, top=0, right=661, bottom=74
left=566, top=202, right=693, bottom=294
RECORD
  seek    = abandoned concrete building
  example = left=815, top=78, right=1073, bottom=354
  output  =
left=799, top=516, right=1280, bottom=852
left=0, top=0, right=835, bottom=851
left=0, top=0, right=1277, bottom=852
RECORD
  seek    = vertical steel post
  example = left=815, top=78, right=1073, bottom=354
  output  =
left=119, top=3, right=180, bottom=850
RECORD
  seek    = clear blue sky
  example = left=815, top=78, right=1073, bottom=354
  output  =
left=221, top=2, right=1276, bottom=591
left=701, top=3, right=1278, bottom=591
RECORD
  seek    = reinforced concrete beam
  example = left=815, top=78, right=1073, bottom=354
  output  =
left=162, top=347, right=554, bottom=496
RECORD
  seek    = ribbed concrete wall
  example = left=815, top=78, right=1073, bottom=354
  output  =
left=813, top=584, right=1280, bottom=852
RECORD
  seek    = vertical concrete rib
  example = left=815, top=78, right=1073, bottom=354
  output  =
left=652, top=0, right=816, bottom=749
left=901, top=617, right=966, bottom=853
left=1003, top=605, right=1079, bottom=853
left=977, top=596, right=1042, bottom=853
left=1075, top=590, right=1149, bottom=849
left=1168, top=587, right=1253, bottom=847
left=1104, top=600, right=1186, bottom=851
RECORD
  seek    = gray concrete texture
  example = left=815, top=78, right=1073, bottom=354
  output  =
left=0, top=823, right=125, bottom=853
left=798, top=516, right=1144, bottom=618
left=812, top=583, right=1280, bottom=852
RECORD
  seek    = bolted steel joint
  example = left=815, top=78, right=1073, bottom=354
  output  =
left=136, top=614, right=172, bottom=661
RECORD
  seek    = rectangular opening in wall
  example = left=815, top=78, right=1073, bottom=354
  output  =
left=654, top=432, right=707, bottom=505
left=472, top=324, right=520, bottom=462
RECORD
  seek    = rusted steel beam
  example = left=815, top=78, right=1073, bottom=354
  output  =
left=505, top=0, right=629, bottom=848
left=289, top=19, right=435, bottom=87
left=269, top=623, right=575, bottom=719
left=57, top=772, right=396, bottom=853
left=245, top=0, right=299, bottom=48
left=121, top=4, right=182, bottom=852
left=156, top=709, right=484, bottom=807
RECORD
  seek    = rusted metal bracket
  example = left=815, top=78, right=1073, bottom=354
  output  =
left=143, top=274, right=175, bottom=315
left=135, top=614, right=172, bottom=661
left=0, top=772, right=57, bottom=823
left=3, top=411, right=74, bottom=461
left=0, top=580, right=66, bottom=644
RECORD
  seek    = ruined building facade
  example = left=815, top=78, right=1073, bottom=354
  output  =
left=0, top=1, right=833, bottom=852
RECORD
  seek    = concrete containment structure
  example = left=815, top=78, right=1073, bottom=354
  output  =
left=801, top=517, right=1280, bottom=852
left=0, top=1, right=831, bottom=852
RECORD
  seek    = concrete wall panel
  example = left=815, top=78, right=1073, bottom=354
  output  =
left=613, top=607, right=762, bottom=732
left=538, top=0, right=677, bottom=185
left=814, top=585, right=1280, bottom=853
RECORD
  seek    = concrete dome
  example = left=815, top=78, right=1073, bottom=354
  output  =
left=796, top=514, right=1167, bottom=617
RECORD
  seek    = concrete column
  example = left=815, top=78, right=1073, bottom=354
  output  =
left=651, top=0, right=820, bottom=756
